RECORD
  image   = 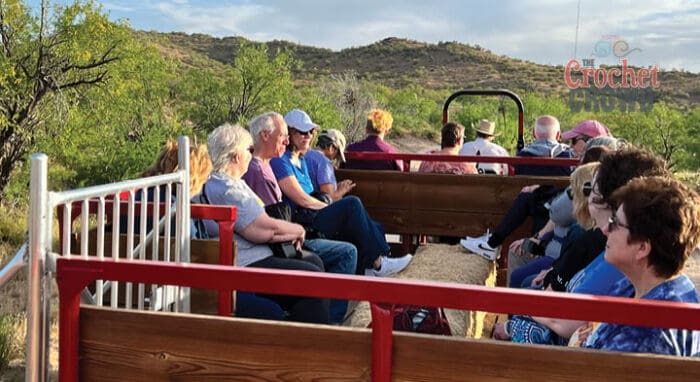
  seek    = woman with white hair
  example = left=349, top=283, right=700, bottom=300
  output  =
left=196, top=122, right=330, bottom=324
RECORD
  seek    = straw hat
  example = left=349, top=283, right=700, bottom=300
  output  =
left=472, top=119, right=500, bottom=136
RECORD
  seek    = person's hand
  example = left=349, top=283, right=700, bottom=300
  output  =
left=292, top=223, right=305, bottom=249
left=520, top=184, right=540, bottom=193
left=509, top=238, right=525, bottom=256
left=531, top=268, right=552, bottom=287
left=337, top=179, right=356, bottom=196
left=492, top=322, right=511, bottom=340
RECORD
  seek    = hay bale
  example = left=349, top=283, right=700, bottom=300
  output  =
left=343, top=244, right=497, bottom=338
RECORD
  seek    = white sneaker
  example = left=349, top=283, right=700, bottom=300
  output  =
left=365, top=254, right=413, bottom=277
left=460, top=233, right=498, bottom=261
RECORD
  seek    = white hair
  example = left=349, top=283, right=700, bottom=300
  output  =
left=207, top=123, right=253, bottom=173
left=534, top=115, right=560, bottom=140
left=249, top=112, right=282, bottom=145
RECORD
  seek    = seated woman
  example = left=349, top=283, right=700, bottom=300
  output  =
left=135, top=139, right=286, bottom=320
left=580, top=176, right=700, bottom=355
left=271, top=109, right=413, bottom=277
left=304, top=128, right=356, bottom=201
left=493, top=147, right=669, bottom=344
left=242, top=111, right=358, bottom=324
left=195, top=123, right=330, bottom=324
left=538, top=163, right=605, bottom=291
left=344, top=109, right=403, bottom=171
left=418, top=122, right=477, bottom=175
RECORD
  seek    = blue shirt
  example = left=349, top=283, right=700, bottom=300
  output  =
left=584, top=274, right=700, bottom=356
left=270, top=151, right=314, bottom=210
left=568, top=251, right=630, bottom=296
left=304, top=149, right=337, bottom=193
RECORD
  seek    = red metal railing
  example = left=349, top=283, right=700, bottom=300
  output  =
left=343, top=151, right=579, bottom=175
left=56, top=258, right=700, bottom=382
left=56, top=200, right=237, bottom=316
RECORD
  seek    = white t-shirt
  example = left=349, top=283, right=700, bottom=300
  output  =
left=458, top=138, right=510, bottom=175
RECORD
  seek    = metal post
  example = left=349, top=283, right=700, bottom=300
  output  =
left=177, top=136, right=191, bottom=312
left=27, top=154, right=48, bottom=382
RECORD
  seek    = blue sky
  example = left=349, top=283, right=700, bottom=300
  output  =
left=31, top=0, right=700, bottom=72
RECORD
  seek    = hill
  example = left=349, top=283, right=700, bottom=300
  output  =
left=148, top=32, right=699, bottom=108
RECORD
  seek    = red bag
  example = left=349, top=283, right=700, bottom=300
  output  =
left=391, top=305, right=452, bottom=336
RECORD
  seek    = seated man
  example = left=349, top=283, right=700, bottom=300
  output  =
left=418, top=122, right=477, bottom=175
left=344, top=109, right=403, bottom=171
left=458, top=119, right=509, bottom=175
left=513, top=115, right=574, bottom=176
left=582, top=176, right=700, bottom=355
left=242, top=111, right=358, bottom=324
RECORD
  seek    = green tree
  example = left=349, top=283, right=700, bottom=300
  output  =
left=0, top=0, right=123, bottom=198
left=172, top=42, right=296, bottom=130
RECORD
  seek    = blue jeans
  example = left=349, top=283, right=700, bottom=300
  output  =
left=510, top=256, right=555, bottom=289
left=312, top=196, right=390, bottom=274
left=304, top=238, right=358, bottom=323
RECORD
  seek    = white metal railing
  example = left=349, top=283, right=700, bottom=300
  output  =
left=25, top=136, right=192, bottom=382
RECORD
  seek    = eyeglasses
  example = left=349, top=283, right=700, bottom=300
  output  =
left=582, top=181, right=593, bottom=197
left=607, top=214, right=629, bottom=232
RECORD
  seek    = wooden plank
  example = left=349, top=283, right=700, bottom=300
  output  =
left=391, top=333, right=700, bottom=382
left=79, top=306, right=700, bottom=382
left=364, top=208, right=530, bottom=239
left=79, top=306, right=372, bottom=381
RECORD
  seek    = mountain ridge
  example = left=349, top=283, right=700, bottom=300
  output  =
left=145, top=31, right=699, bottom=107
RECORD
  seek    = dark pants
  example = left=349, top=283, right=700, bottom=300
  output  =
left=248, top=255, right=330, bottom=324
left=488, top=190, right=551, bottom=248
left=312, top=196, right=390, bottom=274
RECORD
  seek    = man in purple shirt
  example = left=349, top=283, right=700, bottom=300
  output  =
left=344, top=109, right=403, bottom=171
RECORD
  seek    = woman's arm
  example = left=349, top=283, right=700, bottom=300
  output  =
left=239, top=212, right=306, bottom=248
left=532, top=316, right=586, bottom=339
left=278, top=176, right=328, bottom=210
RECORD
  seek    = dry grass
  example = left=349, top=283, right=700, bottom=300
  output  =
left=0, top=203, right=60, bottom=380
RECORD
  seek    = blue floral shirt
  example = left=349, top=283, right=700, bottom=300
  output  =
left=584, top=274, right=700, bottom=356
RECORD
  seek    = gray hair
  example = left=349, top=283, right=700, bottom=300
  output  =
left=207, top=123, right=253, bottom=173
left=534, top=115, right=560, bottom=139
left=584, top=136, right=621, bottom=152
left=249, top=111, right=282, bottom=145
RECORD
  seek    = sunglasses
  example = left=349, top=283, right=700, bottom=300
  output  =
left=566, top=188, right=573, bottom=200
left=572, top=135, right=590, bottom=144
left=607, top=214, right=629, bottom=232
left=582, top=181, right=593, bottom=197
left=291, top=128, right=314, bottom=137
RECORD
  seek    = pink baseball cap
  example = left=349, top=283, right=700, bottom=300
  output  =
left=561, top=120, right=611, bottom=140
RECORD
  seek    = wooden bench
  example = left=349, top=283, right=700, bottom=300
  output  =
left=77, top=306, right=700, bottom=381
left=336, top=169, right=569, bottom=281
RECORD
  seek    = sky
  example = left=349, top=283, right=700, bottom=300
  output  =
left=33, top=0, right=700, bottom=72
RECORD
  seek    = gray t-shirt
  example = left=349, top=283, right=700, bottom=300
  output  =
left=195, top=172, right=273, bottom=267
left=544, top=189, right=575, bottom=259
